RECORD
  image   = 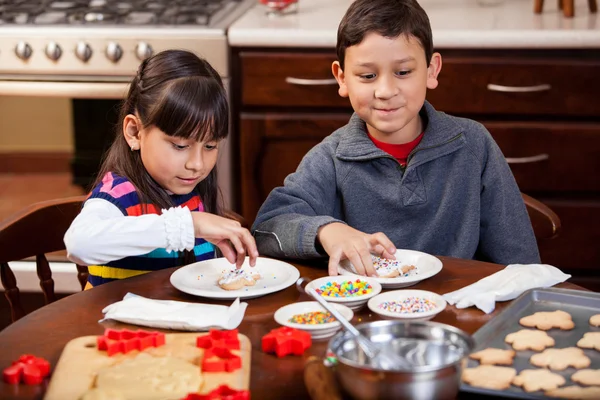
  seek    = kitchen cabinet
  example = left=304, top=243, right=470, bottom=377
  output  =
left=232, top=48, right=600, bottom=285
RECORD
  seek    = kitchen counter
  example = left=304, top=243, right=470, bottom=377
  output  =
left=228, top=0, right=600, bottom=48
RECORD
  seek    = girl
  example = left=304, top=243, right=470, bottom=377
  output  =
left=64, top=49, right=258, bottom=288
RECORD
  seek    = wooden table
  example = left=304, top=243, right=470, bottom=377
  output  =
left=0, top=257, right=583, bottom=400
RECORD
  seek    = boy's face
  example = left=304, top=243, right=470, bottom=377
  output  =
left=332, top=32, right=441, bottom=143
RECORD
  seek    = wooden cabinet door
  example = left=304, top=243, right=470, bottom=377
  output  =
left=239, top=113, right=351, bottom=224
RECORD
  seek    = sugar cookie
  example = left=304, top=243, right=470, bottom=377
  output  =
left=469, top=348, right=516, bottom=365
left=218, top=268, right=261, bottom=290
left=461, top=365, right=516, bottom=390
left=371, top=255, right=400, bottom=278
left=530, top=347, right=591, bottom=371
left=545, top=386, right=600, bottom=399
left=589, top=314, right=600, bottom=327
left=512, top=369, right=566, bottom=392
left=571, top=369, right=600, bottom=386
left=577, top=332, right=600, bottom=351
left=519, top=310, right=574, bottom=331
left=505, top=329, right=555, bottom=351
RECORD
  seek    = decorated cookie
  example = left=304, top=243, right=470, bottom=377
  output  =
left=218, top=268, right=261, bottom=290
left=545, top=386, right=600, bottom=399
left=469, top=348, right=516, bottom=365
left=519, top=310, right=575, bottom=331
left=512, top=369, right=566, bottom=392
left=371, top=255, right=400, bottom=278
left=589, top=314, right=600, bottom=327
left=571, top=369, right=600, bottom=386
left=577, top=332, right=600, bottom=351
left=461, top=365, right=516, bottom=390
left=530, top=347, right=591, bottom=371
left=505, top=329, right=555, bottom=351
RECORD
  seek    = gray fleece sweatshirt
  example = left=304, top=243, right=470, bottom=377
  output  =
left=252, top=101, right=540, bottom=266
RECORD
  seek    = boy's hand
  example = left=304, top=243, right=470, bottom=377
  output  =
left=191, top=212, right=259, bottom=268
left=317, top=223, right=396, bottom=277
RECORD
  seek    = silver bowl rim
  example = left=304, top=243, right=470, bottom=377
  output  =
left=327, top=319, right=475, bottom=373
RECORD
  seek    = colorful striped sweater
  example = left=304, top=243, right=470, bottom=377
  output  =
left=85, top=172, right=215, bottom=287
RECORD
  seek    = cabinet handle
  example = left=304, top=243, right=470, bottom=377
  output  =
left=285, top=77, right=338, bottom=86
left=487, top=83, right=551, bottom=93
left=505, top=153, right=549, bottom=164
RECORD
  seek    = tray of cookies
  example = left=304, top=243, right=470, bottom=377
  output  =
left=460, top=287, right=600, bottom=399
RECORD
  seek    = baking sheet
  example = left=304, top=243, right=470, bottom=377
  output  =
left=460, top=287, right=600, bottom=399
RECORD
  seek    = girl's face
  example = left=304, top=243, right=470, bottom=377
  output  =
left=137, top=125, right=219, bottom=195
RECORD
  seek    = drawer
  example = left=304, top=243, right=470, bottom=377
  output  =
left=240, top=52, right=350, bottom=108
left=428, top=56, right=600, bottom=117
left=484, top=121, right=600, bottom=192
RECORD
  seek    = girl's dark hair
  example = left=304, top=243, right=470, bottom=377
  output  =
left=336, top=0, right=433, bottom=70
left=95, top=49, right=229, bottom=218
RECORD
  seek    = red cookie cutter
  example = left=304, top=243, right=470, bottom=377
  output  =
left=182, top=384, right=250, bottom=400
left=261, top=327, right=311, bottom=357
left=197, top=329, right=242, bottom=373
left=3, top=354, right=51, bottom=385
left=97, top=328, right=166, bottom=356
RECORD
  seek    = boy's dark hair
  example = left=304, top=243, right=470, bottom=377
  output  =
left=95, top=49, right=229, bottom=217
left=336, top=0, right=433, bottom=69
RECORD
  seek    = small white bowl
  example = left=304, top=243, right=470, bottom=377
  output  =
left=367, top=289, right=446, bottom=321
left=305, top=276, right=382, bottom=310
left=274, top=301, right=354, bottom=339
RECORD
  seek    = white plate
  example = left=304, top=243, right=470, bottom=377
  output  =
left=304, top=276, right=382, bottom=311
left=338, top=249, right=443, bottom=289
left=274, top=301, right=354, bottom=339
left=367, top=289, right=447, bottom=321
left=170, top=257, right=300, bottom=300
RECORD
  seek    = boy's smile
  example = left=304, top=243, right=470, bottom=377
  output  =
left=332, top=32, right=441, bottom=144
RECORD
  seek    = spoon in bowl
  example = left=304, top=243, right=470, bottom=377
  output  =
left=296, top=277, right=412, bottom=371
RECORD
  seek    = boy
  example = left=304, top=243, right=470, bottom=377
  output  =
left=252, top=0, right=540, bottom=276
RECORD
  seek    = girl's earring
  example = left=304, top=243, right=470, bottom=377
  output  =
left=131, top=146, right=137, bottom=151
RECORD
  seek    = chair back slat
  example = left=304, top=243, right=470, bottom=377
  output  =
left=36, top=254, right=57, bottom=304
left=1, top=262, right=25, bottom=322
left=522, top=193, right=561, bottom=241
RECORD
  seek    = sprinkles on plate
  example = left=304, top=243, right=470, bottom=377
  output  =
left=378, top=297, right=437, bottom=314
left=315, top=279, right=373, bottom=297
left=289, top=311, right=335, bottom=324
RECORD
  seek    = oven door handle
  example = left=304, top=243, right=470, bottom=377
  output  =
left=0, top=80, right=130, bottom=99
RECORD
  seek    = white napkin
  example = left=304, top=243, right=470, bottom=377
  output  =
left=100, top=293, right=248, bottom=331
left=442, top=264, right=571, bottom=314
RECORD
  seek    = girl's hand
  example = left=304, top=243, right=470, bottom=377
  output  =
left=317, top=223, right=396, bottom=277
left=191, top=212, right=259, bottom=268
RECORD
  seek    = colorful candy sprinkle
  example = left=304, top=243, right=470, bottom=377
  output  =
left=315, top=279, right=373, bottom=298
left=289, top=311, right=335, bottom=324
left=378, top=297, right=437, bottom=314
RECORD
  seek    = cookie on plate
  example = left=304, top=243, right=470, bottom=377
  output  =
left=519, top=310, right=575, bottom=331
left=589, top=314, right=600, bottom=327
left=571, top=369, right=600, bottom=386
left=461, top=365, right=516, bottom=390
left=469, top=348, right=516, bottom=365
left=577, top=332, right=600, bottom=351
left=218, top=268, right=261, bottom=290
left=512, top=369, right=566, bottom=392
left=505, top=329, right=555, bottom=351
left=545, top=385, right=600, bottom=399
left=371, top=255, right=400, bottom=278
left=530, top=347, right=591, bottom=371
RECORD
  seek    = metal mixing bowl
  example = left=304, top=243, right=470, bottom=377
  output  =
left=327, top=320, right=475, bottom=400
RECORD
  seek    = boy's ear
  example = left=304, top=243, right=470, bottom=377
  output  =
left=332, top=61, right=349, bottom=98
left=426, top=52, right=443, bottom=90
left=123, top=114, right=142, bottom=151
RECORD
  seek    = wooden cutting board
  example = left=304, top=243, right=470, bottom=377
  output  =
left=44, top=332, right=251, bottom=400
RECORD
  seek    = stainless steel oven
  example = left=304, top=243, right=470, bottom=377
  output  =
left=0, top=0, right=255, bottom=209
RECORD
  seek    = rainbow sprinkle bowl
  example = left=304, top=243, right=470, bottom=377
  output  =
left=367, top=289, right=446, bottom=321
left=274, top=301, right=354, bottom=339
left=304, top=276, right=382, bottom=311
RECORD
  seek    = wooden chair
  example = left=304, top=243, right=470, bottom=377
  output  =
left=534, top=0, right=597, bottom=18
left=0, top=195, right=88, bottom=323
left=522, top=193, right=561, bottom=240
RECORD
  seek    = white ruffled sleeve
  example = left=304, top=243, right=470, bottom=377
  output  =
left=64, top=198, right=195, bottom=266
